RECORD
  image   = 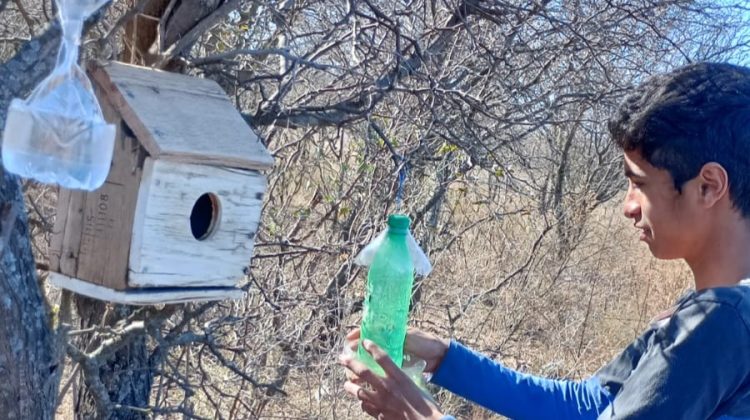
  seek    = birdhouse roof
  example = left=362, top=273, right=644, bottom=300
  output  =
left=90, top=62, right=274, bottom=171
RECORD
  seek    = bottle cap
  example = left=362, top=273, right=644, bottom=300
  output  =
left=387, top=214, right=410, bottom=233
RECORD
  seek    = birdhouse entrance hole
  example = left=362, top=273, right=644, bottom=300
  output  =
left=191, top=193, right=221, bottom=240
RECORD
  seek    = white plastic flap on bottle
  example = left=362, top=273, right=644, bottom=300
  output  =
left=354, top=227, right=433, bottom=276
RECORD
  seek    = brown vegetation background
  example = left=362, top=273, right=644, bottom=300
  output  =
left=0, top=0, right=744, bottom=418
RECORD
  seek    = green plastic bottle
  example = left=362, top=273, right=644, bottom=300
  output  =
left=358, top=214, right=414, bottom=375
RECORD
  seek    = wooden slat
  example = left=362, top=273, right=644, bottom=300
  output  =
left=59, top=190, right=86, bottom=277
left=129, top=158, right=265, bottom=288
left=49, top=272, right=245, bottom=306
left=48, top=187, right=70, bottom=272
left=75, top=133, right=143, bottom=290
left=128, top=271, right=240, bottom=288
left=100, top=62, right=228, bottom=99
left=56, top=83, right=142, bottom=290
left=89, top=62, right=274, bottom=171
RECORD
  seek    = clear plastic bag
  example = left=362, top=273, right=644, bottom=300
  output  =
left=1, top=0, right=115, bottom=190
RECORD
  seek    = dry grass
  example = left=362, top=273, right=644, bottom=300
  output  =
left=248, top=193, right=693, bottom=419
left=41, top=176, right=691, bottom=419
left=36, top=158, right=694, bottom=419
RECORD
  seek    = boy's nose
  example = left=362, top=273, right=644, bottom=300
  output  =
left=623, top=198, right=641, bottom=220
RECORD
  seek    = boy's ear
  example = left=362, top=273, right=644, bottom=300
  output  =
left=697, top=162, right=729, bottom=208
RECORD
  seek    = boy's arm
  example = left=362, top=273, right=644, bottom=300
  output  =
left=431, top=341, right=613, bottom=419
left=596, top=297, right=750, bottom=419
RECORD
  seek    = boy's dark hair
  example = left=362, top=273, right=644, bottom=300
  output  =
left=609, top=62, right=750, bottom=217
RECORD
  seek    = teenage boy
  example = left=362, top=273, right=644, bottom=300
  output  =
left=340, top=62, right=750, bottom=419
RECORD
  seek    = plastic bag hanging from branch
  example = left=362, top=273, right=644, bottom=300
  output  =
left=354, top=214, right=432, bottom=377
left=2, top=0, right=115, bottom=191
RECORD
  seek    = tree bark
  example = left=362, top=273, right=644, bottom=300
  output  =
left=73, top=299, right=151, bottom=420
left=0, top=174, right=62, bottom=419
left=0, top=24, right=61, bottom=127
left=0, top=21, right=64, bottom=420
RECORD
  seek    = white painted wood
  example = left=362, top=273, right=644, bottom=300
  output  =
left=128, top=270, right=240, bottom=288
left=49, top=272, right=245, bottom=305
left=90, top=62, right=274, bottom=171
left=129, top=158, right=265, bottom=288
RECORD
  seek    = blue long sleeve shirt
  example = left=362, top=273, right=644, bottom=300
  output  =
left=431, top=283, right=750, bottom=419
left=432, top=341, right=611, bottom=419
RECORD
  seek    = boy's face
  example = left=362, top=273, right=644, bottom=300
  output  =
left=622, top=150, right=704, bottom=260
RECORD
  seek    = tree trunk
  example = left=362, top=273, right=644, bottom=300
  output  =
left=0, top=22, right=64, bottom=420
left=73, top=298, right=151, bottom=420
left=0, top=173, right=62, bottom=419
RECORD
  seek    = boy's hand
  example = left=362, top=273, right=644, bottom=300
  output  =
left=344, top=328, right=449, bottom=374
left=340, top=339, right=444, bottom=420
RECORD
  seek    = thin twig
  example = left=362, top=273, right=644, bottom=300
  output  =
left=190, top=48, right=340, bottom=71
left=12, top=0, right=35, bottom=36
left=205, top=339, right=287, bottom=396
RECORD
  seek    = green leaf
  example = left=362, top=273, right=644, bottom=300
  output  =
left=438, top=142, right=459, bottom=155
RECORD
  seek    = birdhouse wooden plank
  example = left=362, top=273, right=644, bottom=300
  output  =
left=128, top=158, right=265, bottom=288
left=47, top=62, right=272, bottom=305
left=89, top=62, right=273, bottom=171
left=48, top=273, right=245, bottom=305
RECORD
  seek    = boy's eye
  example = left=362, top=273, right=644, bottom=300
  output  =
left=628, top=179, right=644, bottom=188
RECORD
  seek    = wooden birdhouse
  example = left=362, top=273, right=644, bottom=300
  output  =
left=47, top=62, right=273, bottom=305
